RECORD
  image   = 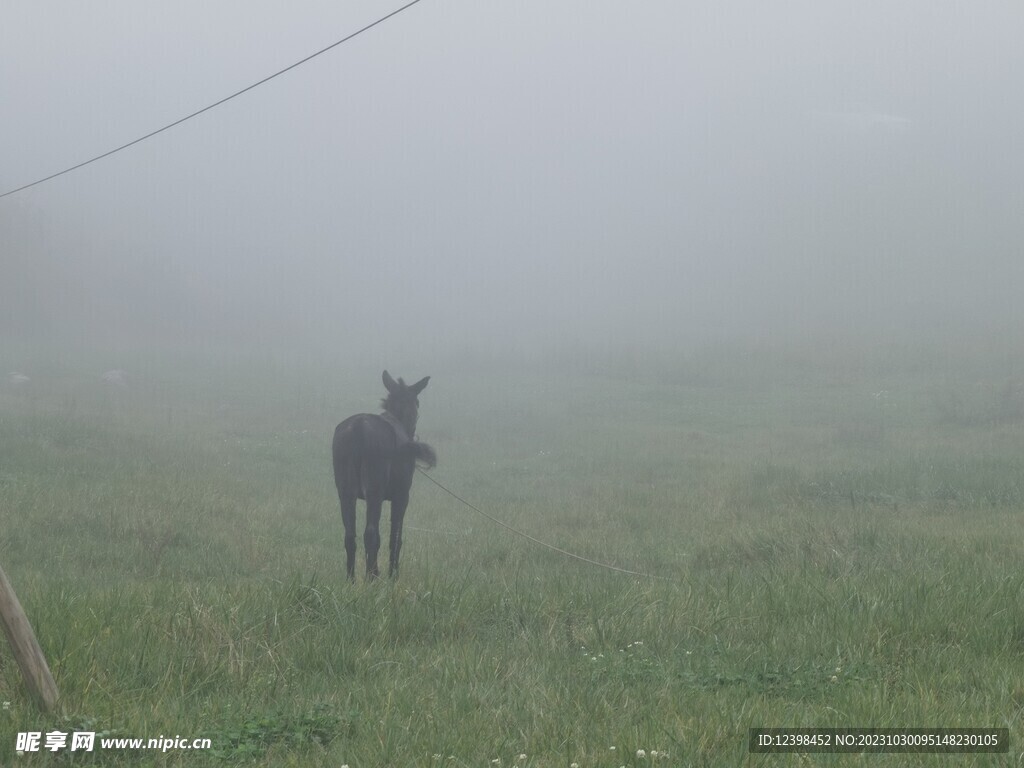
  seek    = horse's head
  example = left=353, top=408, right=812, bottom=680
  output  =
left=381, top=370, right=430, bottom=437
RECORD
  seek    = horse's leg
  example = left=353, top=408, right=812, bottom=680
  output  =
left=388, top=491, right=409, bottom=578
left=339, top=489, right=357, bottom=580
left=364, top=494, right=383, bottom=580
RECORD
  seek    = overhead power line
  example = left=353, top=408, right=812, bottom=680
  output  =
left=0, top=0, right=425, bottom=200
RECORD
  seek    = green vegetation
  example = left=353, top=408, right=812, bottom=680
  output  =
left=2, top=341, right=1024, bottom=766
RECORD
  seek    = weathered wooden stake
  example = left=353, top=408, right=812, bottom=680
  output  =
left=0, top=563, right=58, bottom=712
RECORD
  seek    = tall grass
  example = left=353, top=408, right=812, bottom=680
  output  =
left=2, top=341, right=1024, bottom=765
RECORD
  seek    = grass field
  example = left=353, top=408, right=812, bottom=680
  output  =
left=2, top=340, right=1024, bottom=766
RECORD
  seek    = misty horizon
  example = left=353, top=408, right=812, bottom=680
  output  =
left=3, top=1, right=1021, bottom=361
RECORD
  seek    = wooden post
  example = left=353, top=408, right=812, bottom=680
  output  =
left=0, top=564, right=58, bottom=712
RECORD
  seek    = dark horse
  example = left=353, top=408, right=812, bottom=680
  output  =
left=332, top=371, right=436, bottom=579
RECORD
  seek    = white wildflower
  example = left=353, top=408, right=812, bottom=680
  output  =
left=637, top=749, right=646, bottom=758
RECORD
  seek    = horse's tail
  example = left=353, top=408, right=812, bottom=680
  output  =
left=401, top=440, right=437, bottom=469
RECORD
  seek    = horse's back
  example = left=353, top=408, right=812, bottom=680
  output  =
left=332, top=414, right=404, bottom=498
left=332, top=413, right=363, bottom=455
left=333, top=413, right=399, bottom=458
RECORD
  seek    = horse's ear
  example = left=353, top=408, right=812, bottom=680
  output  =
left=382, top=370, right=399, bottom=393
left=410, top=376, right=430, bottom=395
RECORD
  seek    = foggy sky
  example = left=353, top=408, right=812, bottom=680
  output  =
left=3, top=1, right=1022, bottom=360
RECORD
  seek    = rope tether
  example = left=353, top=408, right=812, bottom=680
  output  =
left=417, top=468, right=669, bottom=581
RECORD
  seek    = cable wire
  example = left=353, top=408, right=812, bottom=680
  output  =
left=0, top=0, right=425, bottom=200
